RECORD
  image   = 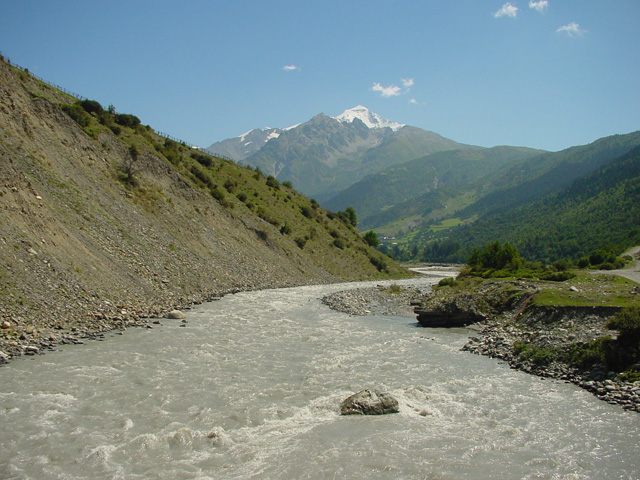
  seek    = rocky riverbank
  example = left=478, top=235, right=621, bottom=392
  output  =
left=321, top=284, right=431, bottom=317
left=322, top=277, right=640, bottom=413
left=0, top=278, right=330, bottom=365
left=462, top=308, right=640, bottom=413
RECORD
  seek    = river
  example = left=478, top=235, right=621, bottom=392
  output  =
left=1, top=273, right=639, bottom=479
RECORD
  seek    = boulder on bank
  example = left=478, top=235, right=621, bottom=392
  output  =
left=340, top=389, right=399, bottom=415
left=414, top=293, right=487, bottom=327
left=165, top=310, right=186, bottom=320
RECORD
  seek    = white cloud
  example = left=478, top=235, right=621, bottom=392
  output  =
left=494, top=2, right=518, bottom=18
left=372, top=82, right=402, bottom=97
left=283, top=65, right=300, bottom=72
left=401, top=78, right=414, bottom=89
left=372, top=78, right=415, bottom=98
left=556, top=22, right=586, bottom=37
left=528, top=0, right=548, bottom=12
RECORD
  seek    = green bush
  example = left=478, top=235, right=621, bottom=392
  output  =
left=604, top=307, right=640, bottom=370
left=513, top=342, right=558, bottom=367
left=280, top=224, right=292, bottom=235
left=363, top=230, right=379, bottom=247
left=79, top=99, right=104, bottom=115
left=300, top=206, right=313, bottom=219
left=115, top=113, right=141, bottom=128
left=564, top=337, right=609, bottom=368
left=266, top=175, right=280, bottom=189
left=224, top=179, right=237, bottom=193
left=539, top=271, right=576, bottom=282
left=438, top=277, right=457, bottom=287
left=370, top=255, right=387, bottom=272
left=607, top=307, right=640, bottom=335
left=337, top=207, right=358, bottom=227
left=60, top=104, right=91, bottom=128
left=469, top=241, right=521, bottom=272
left=191, top=151, right=213, bottom=167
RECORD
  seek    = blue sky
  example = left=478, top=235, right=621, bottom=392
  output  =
left=1, top=1, right=638, bottom=152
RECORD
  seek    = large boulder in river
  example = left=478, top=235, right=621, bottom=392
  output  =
left=165, top=309, right=186, bottom=319
left=340, top=389, right=399, bottom=415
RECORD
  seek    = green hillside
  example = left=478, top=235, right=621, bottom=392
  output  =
left=325, top=145, right=543, bottom=229
left=413, top=143, right=640, bottom=263
left=458, top=131, right=640, bottom=218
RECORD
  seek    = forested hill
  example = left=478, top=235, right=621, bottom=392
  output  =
left=424, top=142, right=640, bottom=263
left=324, top=145, right=543, bottom=228
left=458, top=131, right=640, bottom=218
left=0, top=58, right=406, bottom=360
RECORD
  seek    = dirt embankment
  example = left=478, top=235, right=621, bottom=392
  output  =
left=0, top=60, right=406, bottom=364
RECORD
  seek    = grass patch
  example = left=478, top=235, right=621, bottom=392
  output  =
left=428, top=217, right=464, bottom=232
left=531, top=273, right=639, bottom=308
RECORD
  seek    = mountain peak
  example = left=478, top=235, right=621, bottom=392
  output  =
left=333, top=105, right=405, bottom=132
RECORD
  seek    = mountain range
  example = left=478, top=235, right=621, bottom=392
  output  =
left=208, top=106, right=640, bottom=264
left=206, top=106, right=469, bottom=200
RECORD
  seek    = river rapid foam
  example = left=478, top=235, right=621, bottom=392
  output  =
left=1, top=274, right=639, bottom=479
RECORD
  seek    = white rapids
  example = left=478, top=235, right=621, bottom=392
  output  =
left=1, top=273, right=639, bottom=479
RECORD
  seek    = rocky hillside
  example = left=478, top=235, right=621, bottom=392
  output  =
left=0, top=59, right=407, bottom=362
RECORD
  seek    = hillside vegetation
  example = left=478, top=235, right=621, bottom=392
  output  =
left=324, top=145, right=543, bottom=228
left=387, top=131, right=640, bottom=263
left=0, top=59, right=407, bottom=361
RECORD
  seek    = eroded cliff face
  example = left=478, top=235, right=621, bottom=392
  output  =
left=414, top=279, right=538, bottom=327
left=0, top=60, right=405, bottom=362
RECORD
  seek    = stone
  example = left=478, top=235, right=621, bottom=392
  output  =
left=340, top=389, right=399, bottom=415
left=1, top=321, right=11, bottom=329
left=165, top=310, right=186, bottom=320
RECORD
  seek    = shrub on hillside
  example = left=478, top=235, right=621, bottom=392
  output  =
left=79, top=99, right=104, bottom=115
left=363, top=230, right=379, bottom=247
left=115, top=113, right=141, bottom=129
left=266, top=175, right=280, bottom=189
left=369, top=255, right=387, bottom=272
left=604, top=307, right=640, bottom=371
left=191, top=151, right=213, bottom=167
left=60, top=103, right=91, bottom=128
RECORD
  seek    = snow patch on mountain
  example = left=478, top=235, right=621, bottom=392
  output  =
left=333, top=105, right=405, bottom=131
left=266, top=131, right=280, bottom=141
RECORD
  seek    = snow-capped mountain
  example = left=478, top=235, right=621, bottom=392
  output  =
left=333, top=105, right=405, bottom=131
left=208, top=127, right=284, bottom=161
left=206, top=106, right=403, bottom=161
left=205, top=107, right=468, bottom=200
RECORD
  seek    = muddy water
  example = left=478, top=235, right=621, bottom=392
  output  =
left=1, top=276, right=639, bottom=479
